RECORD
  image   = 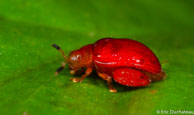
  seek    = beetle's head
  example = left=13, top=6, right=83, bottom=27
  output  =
left=68, top=50, right=82, bottom=70
left=68, top=49, right=92, bottom=74
left=52, top=44, right=93, bottom=75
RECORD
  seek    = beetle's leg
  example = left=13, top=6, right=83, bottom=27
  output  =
left=97, top=72, right=117, bottom=93
left=69, top=68, right=85, bottom=75
left=113, top=68, right=151, bottom=87
left=55, top=62, right=66, bottom=76
left=70, top=68, right=92, bottom=82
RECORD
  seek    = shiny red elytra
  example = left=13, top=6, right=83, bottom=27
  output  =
left=52, top=38, right=166, bottom=93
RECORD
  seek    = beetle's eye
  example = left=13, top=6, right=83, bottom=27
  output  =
left=71, top=55, right=81, bottom=62
left=71, top=56, right=77, bottom=61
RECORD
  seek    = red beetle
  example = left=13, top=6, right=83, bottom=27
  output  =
left=52, top=38, right=166, bottom=93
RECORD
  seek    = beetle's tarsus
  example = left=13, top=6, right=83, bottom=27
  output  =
left=70, top=70, right=76, bottom=75
left=108, top=80, right=117, bottom=93
left=109, top=88, right=117, bottom=93
left=70, top=78, right=82, bottom=82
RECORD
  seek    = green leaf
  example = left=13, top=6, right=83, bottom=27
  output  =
left=0, top=0, right=194, bottom=115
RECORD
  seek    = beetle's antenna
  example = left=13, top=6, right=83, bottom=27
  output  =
left=54, top=62, right=66, bottom=76
left=52, top=44, right=67, bottom=61
left=52, top=44, right=68, bottom=76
